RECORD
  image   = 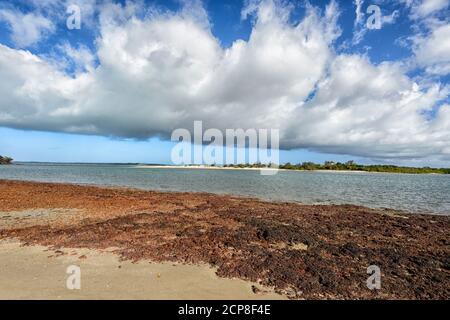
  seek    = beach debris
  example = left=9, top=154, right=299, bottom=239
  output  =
left=0, top=180, right=449, bottom=299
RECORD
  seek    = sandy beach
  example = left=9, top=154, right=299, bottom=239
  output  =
left=0, top=239, right=283, bottom=300
left=0, top=179, right=449, bottom=299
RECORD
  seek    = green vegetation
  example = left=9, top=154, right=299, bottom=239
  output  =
left=224, top=160, right=450, bottom=174
left=0, top=155, right=13, bottom=165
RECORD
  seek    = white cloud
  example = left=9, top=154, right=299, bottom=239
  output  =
left=57, top=42, right=96, bottom=73
left=0, top=0, right=449, bottom=161
left=284, top=55, right=450, bottom=159
left=399, top=0, right=450, bottom=76
left=354, top=0, right=364, bottom=27
left=0, top=9, right=55, bottom=48
left=413, top=23, right=450, bottom=75
left=408, top=0, right=449, bottom=19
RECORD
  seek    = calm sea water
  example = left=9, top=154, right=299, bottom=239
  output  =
left=0, top=163, right=449, bottom=215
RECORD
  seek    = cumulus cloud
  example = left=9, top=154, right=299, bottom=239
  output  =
left=406, top=0, right=449, bottom=19
left=0, top=0, right=449, bottom=162
left=0, top=9, right=54, bottom=47
left=413, top=22, right=450, bottom=75
left=285, top=55, right=450, bottom=159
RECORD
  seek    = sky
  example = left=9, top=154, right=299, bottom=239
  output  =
left=0, top=0, right=449, bottom=166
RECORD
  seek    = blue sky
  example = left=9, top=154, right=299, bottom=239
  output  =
left=0, top=0, right=449, bottom=166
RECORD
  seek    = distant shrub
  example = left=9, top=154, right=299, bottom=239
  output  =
left=0, top=155, right=13, bottom=165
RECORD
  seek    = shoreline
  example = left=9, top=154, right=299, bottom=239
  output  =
left=132, top=165, right=447, bottom=175
left=6, top=163, right=448, bottom=175
left=0, top=180, right=449, bottom=299
left=0, top=177, right=444, bottom=216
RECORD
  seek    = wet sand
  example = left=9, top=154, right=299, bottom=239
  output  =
left=0, top=179, right=449, bottom=299
left=0, top=239, right=283, bottom=300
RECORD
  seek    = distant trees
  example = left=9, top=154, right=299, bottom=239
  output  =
left=300, top=162, right=320, bottom=170
left=213, top=160, right=449, bottom=174
left=0, top=155, right=13, bottom=165
left=276, top=161, right=449, bottom=174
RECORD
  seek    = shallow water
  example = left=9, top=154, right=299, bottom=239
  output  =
left=1, top=163, right=449, bottom=214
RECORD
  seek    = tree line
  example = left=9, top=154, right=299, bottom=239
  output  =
left=223, top=160, right=450, bottom=174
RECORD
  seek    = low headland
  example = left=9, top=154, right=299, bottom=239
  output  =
left=0, top=155, right=13, bottom=165
left=0, top=179, right=448, bottom=299
left=137, top=161, right=450, bottom=174
left=226, top=161, right=450, bottom=174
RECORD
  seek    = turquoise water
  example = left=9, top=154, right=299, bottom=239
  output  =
left=0, top=163, right=449, bottom=214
